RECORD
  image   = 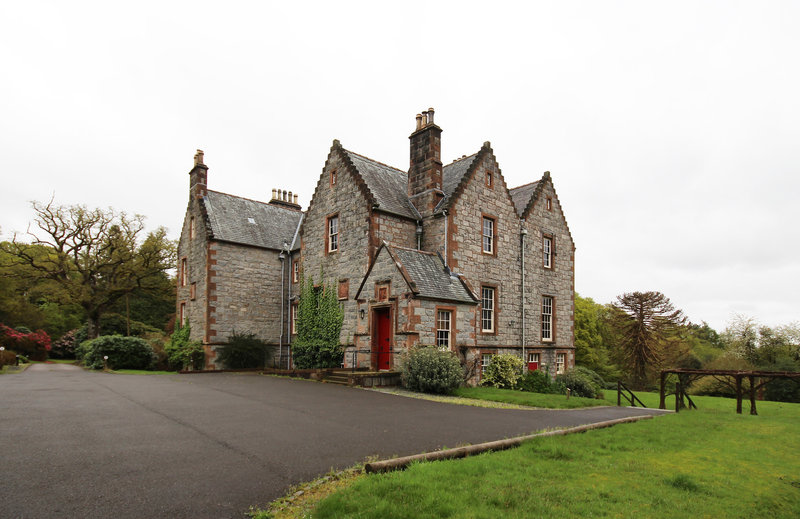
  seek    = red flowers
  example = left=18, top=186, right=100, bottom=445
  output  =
left=0, top=324, right=52, bottom=360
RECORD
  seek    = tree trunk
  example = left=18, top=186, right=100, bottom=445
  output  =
left=87, top=313, right=101, bottom=339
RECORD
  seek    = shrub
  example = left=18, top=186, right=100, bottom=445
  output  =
left=482, top=354, right=525, bottom=389
left=80, top=335, right=155, bottom=370
left=0, top=324, right=51, bottom=361
left=402, top=347, right=463, bottom=394
left=50, top=329, right=80, bottom=359
left=216, top=332, right=271, bottom=369
left=0, top=349, right=18, bottom=368
left=555, top=368, right=604, bottom=399
left=164, top=322, right=204, bottom=370
left=518, top=369, right=556, bottom=393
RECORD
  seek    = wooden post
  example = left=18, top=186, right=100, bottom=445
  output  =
left=675, top=382, right=681, bottom=413
left=617, top=381, right=621, bottom=407
left=659, top=371, right=667, bottom=409
left=735, top=375, right=743, bottom=414
left=749, top=375, right=757, bottom=416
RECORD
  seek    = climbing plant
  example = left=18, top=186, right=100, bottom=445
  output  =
left=292, top=275, right=344, bottom=368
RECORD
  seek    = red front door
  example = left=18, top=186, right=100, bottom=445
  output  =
left=374, top=308, right=392, bottom=370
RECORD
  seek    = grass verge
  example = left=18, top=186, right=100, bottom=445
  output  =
left=111, top=369, right=175, bottom=375
left=452, top=386, right=614, bottom=408
left=265, top=396, right=799, bottom=518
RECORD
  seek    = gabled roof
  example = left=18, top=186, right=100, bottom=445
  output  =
left=509, top=180, right=541, bottom=217
left=356, top=243, right=477, bottom=304
left=342, top=148, right=421, bottom=220
left=441, top=152, right=480, bottom=207
left=202, top=190, right=302, bottom=251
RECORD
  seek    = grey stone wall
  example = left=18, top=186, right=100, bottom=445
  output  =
left=521, top=177, right=576, bottom=377
left=176, top=196, right=209, bottom=346
left=447, top=152, right=524, bottom=348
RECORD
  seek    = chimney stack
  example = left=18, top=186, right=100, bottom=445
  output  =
left=189, top=148, right=208, bottom=200
left=408, top=107, right=443, bottom=216
left=269, top=187, right=302, bottom=211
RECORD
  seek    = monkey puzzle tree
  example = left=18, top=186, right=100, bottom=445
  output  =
left=611, top=291, right=687, bottom=388
left=0, top=200, right=176, bottom=339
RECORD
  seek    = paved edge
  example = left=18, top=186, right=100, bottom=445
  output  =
left=365, top=414, right=656, bottom=473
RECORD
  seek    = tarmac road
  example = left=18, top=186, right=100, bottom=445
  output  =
left=1, top=364, right=667, bottom=518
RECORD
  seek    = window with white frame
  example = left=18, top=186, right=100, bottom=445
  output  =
left=556, top=353, right=566, bottom=374
left=327, top=215, right=339, bottom=252
left=543, top=235, right=553, bottom=269
left=482, top=217, right=494, bottom=254
left=481, top=353, right=493, bottom=374
left=542, top=296, right=553, bottom=341
left=481, top=286, right=495, bottom=333
left=291, top=304, right=298, bottom=334
left=436, top=310, right=452, bottom=349
left=292, top=261, right=299, bottom=283
left=179, top=302, right=186, bottom=324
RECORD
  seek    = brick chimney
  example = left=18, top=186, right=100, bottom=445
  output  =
left=408, top=107, right=444, bottom=216
left=189, top=149, right=208, bottom=199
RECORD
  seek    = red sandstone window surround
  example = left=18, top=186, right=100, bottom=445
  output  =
left=435, top=307, right=455, bottom=350
left=481, top=215, right=496, bottom=255
left=543, top=235, right=553, bottom=269
left=180, top=258, right=187, bottom=287
left=546, top=197, right=552, bottom=211
left=338, top=279, right=349, bottom=300
left=326, top=214, right=339, bottom=253
left=481, top=286, right=496, bottom=333
left=542, top=295, right=554, bottom=342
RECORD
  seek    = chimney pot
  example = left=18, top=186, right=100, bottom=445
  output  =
left=427, top=107, right=434, bottom=125
left=415, top=113, right=423, bottom=130
left=293, top=194, right=298, bottom=204
left=194, top=149, right=204, bottom=166
left=282, top=190, right=287, bottom=201
left=288, top=191, right=293, bottom=202
left=272, top=188, right=277, bottom=200
left=422, top=111, right=428, bottom=126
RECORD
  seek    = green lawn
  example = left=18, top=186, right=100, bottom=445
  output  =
left=307, top=398, right=800, bottom=518
left=111, top=369, right=175, bottom=375
left=452, top=386, right=613, bottom=409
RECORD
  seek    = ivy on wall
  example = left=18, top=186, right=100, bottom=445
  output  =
left=292, top=275, right=344, bottom=368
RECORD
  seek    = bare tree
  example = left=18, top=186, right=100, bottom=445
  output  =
left=612, top=291, right=687, bottom=388
left=0, top=200, right=176, bottom=338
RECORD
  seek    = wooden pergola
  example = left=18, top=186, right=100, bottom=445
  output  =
left=659, top=369, right=800, bottom=415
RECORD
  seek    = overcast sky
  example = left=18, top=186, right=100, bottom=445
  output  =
left=2, top=1, right=798, bottom=332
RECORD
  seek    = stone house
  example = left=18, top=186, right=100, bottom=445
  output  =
left=176, top=150, right=303, bottom=368
left=177, top=109, right=575, bottom=380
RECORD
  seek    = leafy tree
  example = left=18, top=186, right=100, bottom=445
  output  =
left=292, top=276, right=344, bottom=368
left=611, top=291, right=687, bottom=388
left=721, top=314, right=759, bottom=363
left=574, top=293, right=622, bottom=381
left=0, top=201, right=176, bottom=339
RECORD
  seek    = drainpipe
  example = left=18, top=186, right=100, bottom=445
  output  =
left=521, top=223, right=527, bottom=369
left=442, top=209, right=448, bottom=267
left=279, top=249, right=286, bottom=369
left=416, top=220, right=423, bottom=251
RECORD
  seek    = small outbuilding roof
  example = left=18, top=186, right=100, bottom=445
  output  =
left=203, top=190, right=303, bottom=251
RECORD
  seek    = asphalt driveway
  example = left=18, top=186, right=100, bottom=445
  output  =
left=1, top=365, right=667, bottom=518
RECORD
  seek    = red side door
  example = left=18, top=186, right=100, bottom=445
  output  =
left=375, top=308, right=392, bottom=370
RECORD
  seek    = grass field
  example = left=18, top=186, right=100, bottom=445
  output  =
left=256, top=393, right=800, bottom=518
left=452, top=386, right=613, bottom=409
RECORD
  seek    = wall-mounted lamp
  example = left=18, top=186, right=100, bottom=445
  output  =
left=359, top=309, right=366, bottom=319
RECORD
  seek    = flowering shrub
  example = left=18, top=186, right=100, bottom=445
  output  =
left=50, top=329, right=79, bottom=359
left=0, top=323, right=52, bottom=361
left=482, top=354, right=524, bottom=389
left=402, top=347, right=463, bottom=394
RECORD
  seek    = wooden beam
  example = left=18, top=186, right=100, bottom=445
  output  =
left=749, top=375, right=757, bottom=416
left=735, top=375, right=743, bottom=414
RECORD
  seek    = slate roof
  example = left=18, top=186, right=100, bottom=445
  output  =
left=509, top=181, right=541, bottom=217
left=344, top=150, right=421, bottom=220
left=388, top=246, right=477, bottom=304
left=203, top=190, right=303, bottom=251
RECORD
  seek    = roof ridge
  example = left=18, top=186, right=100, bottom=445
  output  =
left=207, top=189, right=297, bottom=210
left=509, top=180, right=540, bottom=191
left=389, top=245, right=437, bottom=256
left=343, top=148, right=407, bottom=175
